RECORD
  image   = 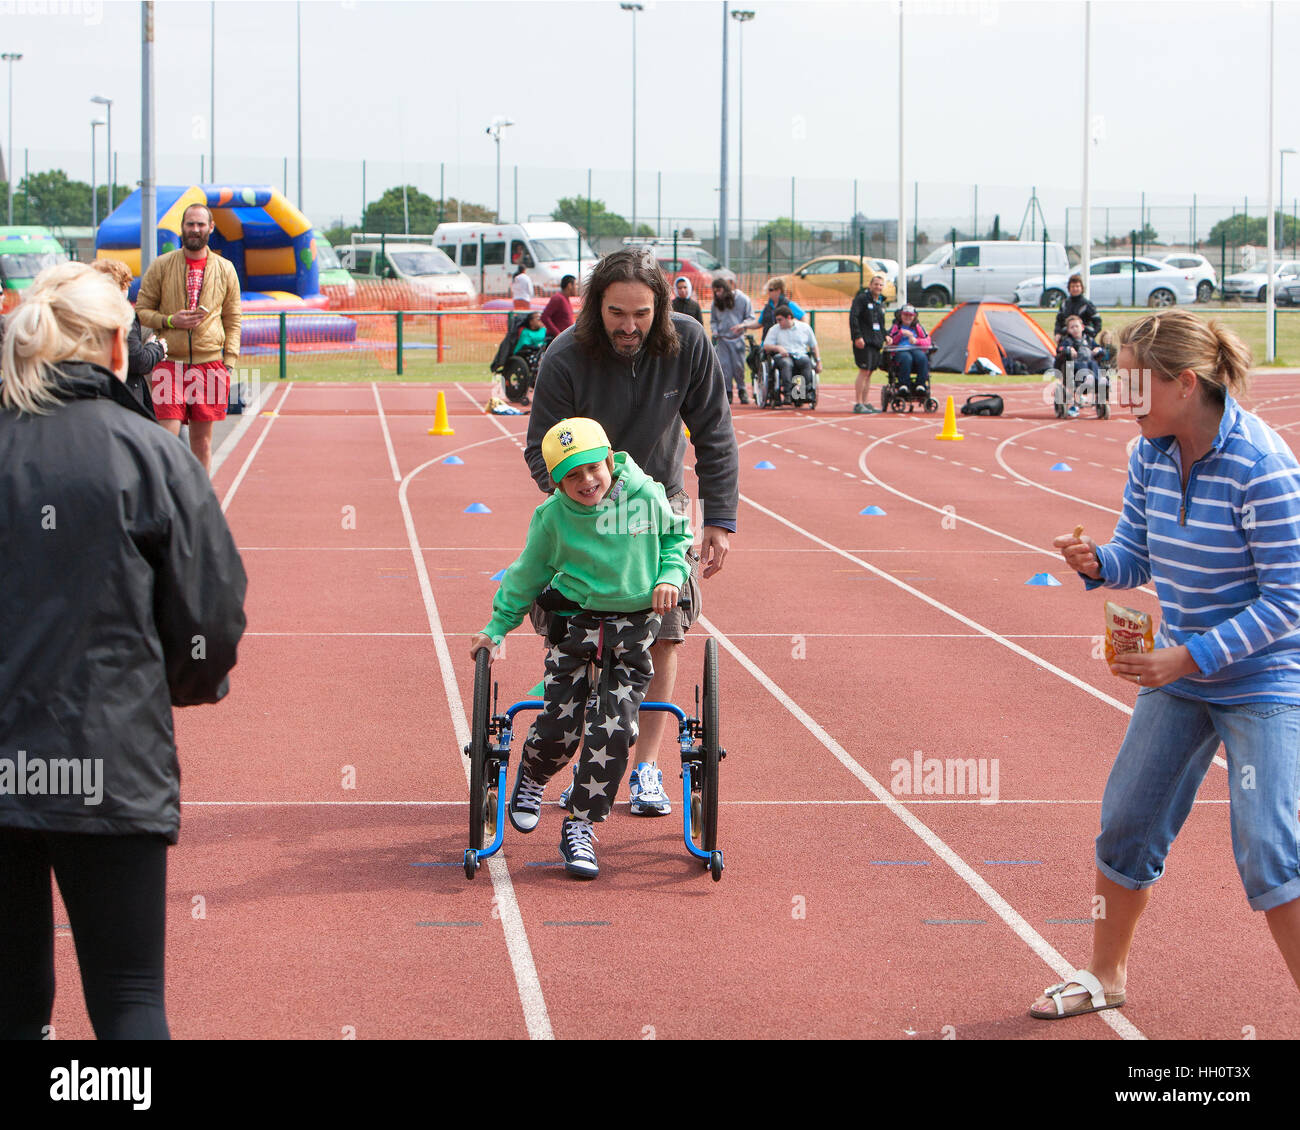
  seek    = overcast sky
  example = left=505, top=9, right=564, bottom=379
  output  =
left=3, top=0, right=1293, bottom=238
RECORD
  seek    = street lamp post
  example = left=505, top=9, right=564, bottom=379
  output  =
left=91, top=118, right=105, bottom=230
left=732, top=10, right=754, bottom=274
left=2, top=52, right=21, bottom=225
left=91, top=95, right=113, bottom=213
left=485, top=117, right=515, bottom=223
left=1281, top=147, right=1296, bottom=251
left=620, top=3, right=643, bottom=235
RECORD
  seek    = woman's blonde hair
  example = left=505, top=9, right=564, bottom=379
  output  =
left=1, top=261, right=133, bottom=414
left=91, top=256, right=134, bottom=292
left=1117, top=309, right=1252, bottom=403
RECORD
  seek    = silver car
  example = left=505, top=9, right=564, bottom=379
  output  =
left=1221, top=260, right=1300, bottom=301
left=1160, top=253, right=1218, bottom=303
left=1016, top=256, right=1199, bottom=308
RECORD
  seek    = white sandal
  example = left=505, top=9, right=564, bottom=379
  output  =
left=1030, top=969, right=1126, bottom=1020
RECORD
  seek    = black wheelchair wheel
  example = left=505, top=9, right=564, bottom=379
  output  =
left=468, top=648, right=492, bottom=852
left=464, top=849, right=479, bottom=879
left=709, top=851, right=724, bottom=881
left=699, top=637, right=721, bottom=853
left=502, top=357, right=531, bottom=403
left=880, top=385, right=892, bottom=412
left=925, top=398, right=939, bottom=413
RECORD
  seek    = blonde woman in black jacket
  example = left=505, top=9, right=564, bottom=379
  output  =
left=0, top=262, right=247, bottom=1039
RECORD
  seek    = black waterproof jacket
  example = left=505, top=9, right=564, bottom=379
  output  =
left=0, top=361, right=247, bottom=841
left=1054, top=294, right=1102, bottom=338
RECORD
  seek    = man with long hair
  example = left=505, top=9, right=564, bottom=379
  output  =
left=524, top=247, right=738, bottom=817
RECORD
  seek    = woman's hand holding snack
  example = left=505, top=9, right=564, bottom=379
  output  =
left=469, top=633, right=497, bottom=663
left=652, top=584, right=680, bottom=615
left=1053, top=524, right=1102, bottom=579
left=1109, top=644, right=1199, bottom=688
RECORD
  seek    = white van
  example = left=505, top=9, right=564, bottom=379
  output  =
left=905, top=240, right=1069, bottom=307
left=432, top=221, right=597, bottom=298
left=341, top=237, right=477, bottom=306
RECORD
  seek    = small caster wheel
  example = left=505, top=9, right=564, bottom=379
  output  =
left=709, top=851, right=724, bottom=882
left=464, top=849, right=479, bottom=879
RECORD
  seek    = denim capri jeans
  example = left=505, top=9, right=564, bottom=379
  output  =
left=1097, top=687, right=1300, bottom=911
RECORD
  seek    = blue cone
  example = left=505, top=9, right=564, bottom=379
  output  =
left=490, top=569, right=506, bottom=582
left=1050, top=462, right=1072, bottom=472
left=443, top=455, right=465, bottom=465
left=754, top=460, right=776, bottom=469
left=1025, top=572, right=1062, bottom=586
left=464, top=503, right=492, bottom=514
left=860, top=506, right=887, bottom=516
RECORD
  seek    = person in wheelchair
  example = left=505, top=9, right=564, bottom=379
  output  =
left=491, top=311, right=549, bottom=404
left=468, top=418, right=692, bottom=879
left=761, top=305, right=821, bottom=406
left=886, top=304, right=932, bottom=394
left=1055, top=313, right=1109, bottom=418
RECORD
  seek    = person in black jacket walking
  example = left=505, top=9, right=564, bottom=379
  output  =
left=93, top=256, right=163, bottom=419
left=0, top=262, right=247, bottom=1039
left=849, top=273, right=889, bottom=413
left=1054, top=273, right=1102, bottom=342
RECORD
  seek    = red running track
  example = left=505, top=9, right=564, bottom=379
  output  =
left=41, top=376, right=1300, bottom=1041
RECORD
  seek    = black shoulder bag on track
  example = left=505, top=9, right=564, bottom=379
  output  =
left=960, top=393, right=1004, bottom=417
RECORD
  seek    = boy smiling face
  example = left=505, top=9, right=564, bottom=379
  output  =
left=559, top=459, right=613, bottom=506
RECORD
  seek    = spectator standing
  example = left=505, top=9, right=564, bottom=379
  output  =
left=849, top=273, right=888, bottom=413
left=541, top=274, right=577, bottom=339
left=512, top=263, right=535, bottom=310
left=671, top=276, right=704, bottom=326
left=134, top=202, right=241, bottom=473
left=91, top=257, right=162, bottom=420
left=709, top=274, right=752, bottom=405
left=0, top=262, right=247, bottom=1039
left=1054, top=273, right=1102, bottom=342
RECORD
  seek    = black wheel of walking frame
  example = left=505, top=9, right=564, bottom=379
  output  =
left=468, top=648, right=492, bottom=853
left=502, top=357, right=531, bottom=403
left=699, top=636, right=721, bottom=854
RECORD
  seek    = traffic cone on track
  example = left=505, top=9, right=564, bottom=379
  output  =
left=935, top=395, right=964, bottom=441
left=428, top=391, right=455, bottom=436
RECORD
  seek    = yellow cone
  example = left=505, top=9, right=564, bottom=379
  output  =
left=936, top=395, right=964, bottom=441
left=428, top=390, right=455, bottom=436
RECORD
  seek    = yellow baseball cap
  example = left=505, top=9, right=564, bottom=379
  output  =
left=541, top=417, right=611, bottom=483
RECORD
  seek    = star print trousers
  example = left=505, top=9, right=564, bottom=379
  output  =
left=519, top=609, right=661, bottom=823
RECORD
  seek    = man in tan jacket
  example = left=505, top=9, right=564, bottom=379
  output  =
left=136, top=203, right=242, bottom=472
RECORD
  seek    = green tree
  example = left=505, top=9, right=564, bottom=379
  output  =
left=361, top=187, right=492, bottom=233
left=550, top=196, right=633, bottom=238
left=1205, top=213, right=1300, bottom=246
left=20, top=170, right=92, bottom=226
left=755, top=216, right=814, bottom=242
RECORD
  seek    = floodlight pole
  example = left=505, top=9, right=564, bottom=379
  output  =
left=1080, top=1, right=1091, bottom=283
left=1266, top=1, right=1276, bottom=362
left=719, top=2, right=729, bottom=268
left=732, top=9, right=754, bottom=273
left=141, top=2, right=157, bottom=274
left=621, top=3, right=643, bottom=234
left=2, top=52, right=21, bottom=225
left=896, top=3, right=907, bottom=309
left=91, top=95, right=113, bottom=213
left=91, top=119, right=104, bottom=230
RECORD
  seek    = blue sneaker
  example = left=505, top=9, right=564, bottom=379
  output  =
left=558, top=762, right=577, bottom=810
left=1066, top=404, right=1080, bottom=418
left=629, top=762, right=671, bottom=816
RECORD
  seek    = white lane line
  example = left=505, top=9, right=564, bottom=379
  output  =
left=458, top=382, right=528, bottom=447
left=178, top=797, right=1231, bottom=808
left=697, top=612, right=1144, bottom=1041
left=995, top=423, right=1123, bottom=517
left=210, top=379, right=279, bottom=477
left=372, top=382, right=401, bottom=482
left=221, top=383, right=294, bottom=514
left=397, top=433, right=553, bottom=1042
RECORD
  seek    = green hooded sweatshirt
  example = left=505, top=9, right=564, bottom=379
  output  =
left=481, top=452, right=692, bottom=645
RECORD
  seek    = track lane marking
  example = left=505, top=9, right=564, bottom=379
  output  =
left=372, top=382, right=401, bottom=481
left=220, top=383, right=294, bottom=514
left=697, top=611, right=1145, bottom=1041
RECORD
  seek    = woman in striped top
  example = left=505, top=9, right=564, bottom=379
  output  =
left=1031, top=309, right=1300, bottom=1020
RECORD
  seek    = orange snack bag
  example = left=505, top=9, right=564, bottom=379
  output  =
left=1104, top=601, right=1155, bottom=664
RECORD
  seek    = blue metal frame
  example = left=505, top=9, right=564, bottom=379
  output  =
left=470, top=698, right=716, bottom=871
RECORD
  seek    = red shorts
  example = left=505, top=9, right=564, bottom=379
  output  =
left=151, top=360, right=230, bottom=423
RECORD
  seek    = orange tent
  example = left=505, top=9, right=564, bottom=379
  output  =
left=929, top=301, right=1057, bottom=374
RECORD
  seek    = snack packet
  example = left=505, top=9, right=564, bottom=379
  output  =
left=1104, top=602, right=1154, bottom=664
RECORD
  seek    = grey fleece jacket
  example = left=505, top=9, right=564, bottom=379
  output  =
left=524, top=312, right=739, bottom=530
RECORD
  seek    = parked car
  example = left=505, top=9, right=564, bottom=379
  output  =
left=620, top=238, right=722, bottom=300
left=906, top=240, right=1070, bottom=307
left=1221, top=259, right=1300, bottom=302
left=433, top=221, right=596, bottom=297
left=313, top=232, right=357, bottom=302
left=1273, top=277, right=1300, bottom=306
left=1016, top=256, right=1198, bottom=308
left=0, top=226, right=69, bottom=313
left=340, top=240, right=477, bottom=307
left=776, top=255, right=897, bottom=305
left=1160, top=252, right=1217, bottom=303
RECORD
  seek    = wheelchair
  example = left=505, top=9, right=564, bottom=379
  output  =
left=463, top=638, right=726, bottom=882
left=745, top=334, right=819, bottom=410
left=489, top=313, right=549, bottom=405
left=1052, top=356, right=1111, bottom=420
left=880, top=344, right=939, bottom=414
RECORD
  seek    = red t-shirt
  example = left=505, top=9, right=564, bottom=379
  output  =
left=184, top=255, right=207, bottom=310
left=540, top=293, right=573, bottom=336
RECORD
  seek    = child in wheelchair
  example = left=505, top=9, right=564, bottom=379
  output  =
left=468, top=418, right=692, bottom=878
left=1054, top=313, right=1110, bottom=419
left=882, top=305, right=938, bottom=412
left=490, top=311, right=549, bottom=405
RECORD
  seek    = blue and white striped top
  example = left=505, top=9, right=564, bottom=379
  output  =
left=1089, top=395, right=1300, bottom=704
